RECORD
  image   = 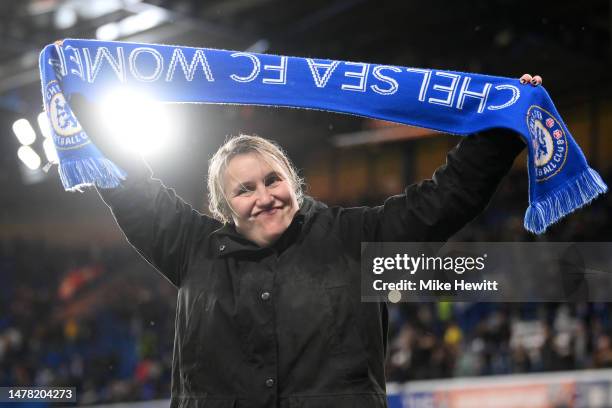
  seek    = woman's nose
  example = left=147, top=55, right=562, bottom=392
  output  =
left=255, top=186, right=274, bottom=206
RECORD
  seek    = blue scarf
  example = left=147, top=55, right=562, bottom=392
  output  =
left=39, top=39, right=607, bottom=234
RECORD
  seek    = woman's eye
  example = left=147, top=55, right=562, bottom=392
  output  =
left=236, top=187, right=253, bottom=196
left=266, top=176, right=281, bottom=186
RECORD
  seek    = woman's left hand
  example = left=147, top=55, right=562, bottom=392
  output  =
left=519, top=73, right=543, bottom=86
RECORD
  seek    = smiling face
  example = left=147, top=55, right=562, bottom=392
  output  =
left=223, top=152, right=299, bottom=247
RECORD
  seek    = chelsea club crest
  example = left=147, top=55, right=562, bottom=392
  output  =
left=526, top=105, right=568, bottom=182
left=44, top=80, right=89, bottom=150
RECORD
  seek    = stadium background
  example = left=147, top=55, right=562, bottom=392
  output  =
left=1, top=0, right=612, bottom=407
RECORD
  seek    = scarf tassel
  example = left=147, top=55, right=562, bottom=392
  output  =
left=59, top=157, right=125, bottom=192
left=525, top=167, right=608, bottom=234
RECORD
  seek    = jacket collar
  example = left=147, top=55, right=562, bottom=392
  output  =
left=212, top=196, right=326, bottom=257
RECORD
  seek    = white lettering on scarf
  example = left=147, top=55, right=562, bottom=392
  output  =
left=456, top=77, right=491, bottom=113
left=428, top=72, right=460, bottom=107
left=48, top=43, right=68, bottom=78
left=230, top=52, right=260, bottom=82
left=306, top=59, right=340, bottom=88
left=166, top=49, right=214, bottom=82
left=262, top=56, right=287, bottom=85
left=406, top=68, right=432, bottom=101
left=342, top=62, right=370, bottom=92
left=60, top=45, right=522, bottom=114
left=129, top=47, right=164, bottom=82
left=64, top=45, right=85, bottom=81
left=488, top=85, right=520, bottom=110
left=407, top=69, right=519, bottom=113
left=370, top=66, right=401, bottom=95
left=83, top=47, right=126, bottom=83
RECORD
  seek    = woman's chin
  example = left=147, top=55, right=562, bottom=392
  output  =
left=263, top=230, right=283, bottom=245
left=258, top=225, right=287, bottom=246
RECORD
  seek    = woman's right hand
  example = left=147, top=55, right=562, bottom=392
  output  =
left=519, top=73, right=543, bottom=86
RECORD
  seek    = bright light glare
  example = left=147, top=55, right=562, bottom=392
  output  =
left=17, top=146, right=42, bottom=170
left=37, top=112, right=53, bottom=139
left=100, top=89, right=170, bottom=155
left=54, top=6, right=77, bottom=29
left=12, top=118, right=37, bottom=146
left=43, top=138, right=59, bottom=164
left=96, top=8, right=167, bottom=40
left=75, top=0, right=123, bottom=19
left=119, top=8, right=166, bottom=35
left=96, top=23, right=120, bottom=40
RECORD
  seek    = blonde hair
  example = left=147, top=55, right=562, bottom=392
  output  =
left=207, top=134, right=304, bottom=224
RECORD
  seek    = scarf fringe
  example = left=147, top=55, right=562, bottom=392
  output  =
left=59, top=157, right=126, bottom=192
left=524, top=167, right=608, bottom=234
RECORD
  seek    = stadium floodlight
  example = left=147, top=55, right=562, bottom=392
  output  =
left=54, top=5, right=77, bottom=29
left=37, top=112, right=53, bottom=139
left=17, top=146, right=42, bottom=170
left=99, top=88, right=170, bottom=155
left=12, top=118, right=37, bottom=146
left=42, top=138, right=59, bottom=164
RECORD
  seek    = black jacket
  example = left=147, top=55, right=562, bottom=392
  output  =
left=98, top=130, right=524, bottom=408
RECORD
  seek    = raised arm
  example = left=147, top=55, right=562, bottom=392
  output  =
left=339, top=128, right=526, bottom=244
left=339, top=74, right=543, bottom=244
left=71, top=95, right=221, bottom=287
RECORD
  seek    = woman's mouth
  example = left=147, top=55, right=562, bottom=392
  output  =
left=256, top=207, right=281, bottom=217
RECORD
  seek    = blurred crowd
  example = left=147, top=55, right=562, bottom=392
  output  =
left=1, top=166, right=611, bottom=404
left=0, top=242, right=176, bottom=404
left=385, top=301, right=612, bottom=382
left=385, top=167, right=612, bottom=382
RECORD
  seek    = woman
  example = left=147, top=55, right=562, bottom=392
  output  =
left=74, top=74, right=541, bottom=408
